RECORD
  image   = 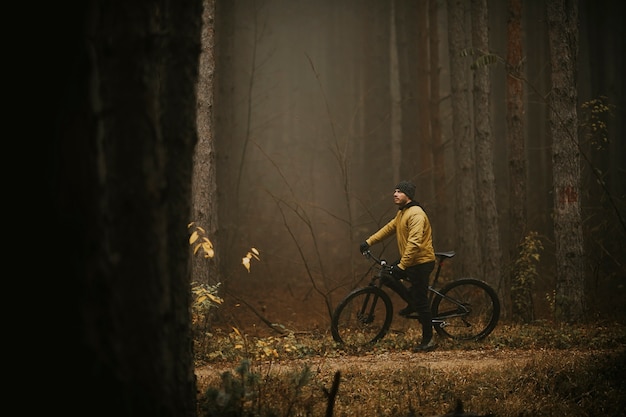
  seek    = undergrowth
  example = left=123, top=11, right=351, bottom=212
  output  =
left=194, top=321, right=625, bottom=365
left=195, top=322, right=626, bottom=417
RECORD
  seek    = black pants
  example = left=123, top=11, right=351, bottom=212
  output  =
left=405, top=261, right=436, bottom=341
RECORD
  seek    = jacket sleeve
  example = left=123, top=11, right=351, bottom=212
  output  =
left=365, top=215, right=398, bottom=246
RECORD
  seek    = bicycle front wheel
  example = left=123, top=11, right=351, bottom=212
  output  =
left=431, top=278, right=500, bottom=341
left=331, top=286, right=393, bottom=347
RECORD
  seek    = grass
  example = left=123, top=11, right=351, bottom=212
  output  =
left=194, top=321, right=626, bottom=416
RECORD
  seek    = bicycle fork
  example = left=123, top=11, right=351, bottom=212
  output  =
left=359, top=289, right=380, bottom=324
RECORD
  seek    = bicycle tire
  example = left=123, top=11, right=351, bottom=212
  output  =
left=431, top=278, right=500, bottom=341
left=331, top=286, right=393, bottom=347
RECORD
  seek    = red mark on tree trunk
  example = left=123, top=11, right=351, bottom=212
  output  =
left=558, top=186, right=578, bottom=204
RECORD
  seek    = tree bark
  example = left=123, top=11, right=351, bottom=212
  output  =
left=429, top=0, right=450, bottom=249
left=546, top=0, right=586, bottom=322
left=447, top=0, right=481, bottom=277
left=416, top=0, right=434, bottom=201
left=506, top=0, right=531, bottom=321
left=52, top=1, right=202, bottom=415
left=470, top=0, right=502, bottom=294
left=192, top=0, right=220, bottom=285
left=395, top=0, right=420, bottom=182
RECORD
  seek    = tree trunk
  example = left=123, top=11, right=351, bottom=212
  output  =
left=395, top=0, right=420, bottom=182
left=506, top=0, right=531, bottom=321
left=447, top=0, right=481, bottom=277
left=546, top=0, right=586, bottom=322
left=192, top=0, right=220, bottom=285
left=470, top=0, right=502, bottom=293
left=363, top=0, right=393, bottom=195
left=416, top=0, right=434, bottom=202
left=52, top=1, right=202, bottom=415
left=429, top=0, right=450, bottom=249
left=213, top=0, right=238, bottom=273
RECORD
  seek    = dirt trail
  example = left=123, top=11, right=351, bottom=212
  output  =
left=195, top=348, right=542, bottom=387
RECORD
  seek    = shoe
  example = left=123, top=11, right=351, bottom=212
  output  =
left=413, top=339, right=437, bottom=352
left=398, top=305, right=418, bottom=316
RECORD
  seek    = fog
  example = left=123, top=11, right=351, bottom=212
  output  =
left=211, top=0, right=625, bottom=317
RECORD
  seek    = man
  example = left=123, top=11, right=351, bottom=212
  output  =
left=359, top=180, right=437, bottom=352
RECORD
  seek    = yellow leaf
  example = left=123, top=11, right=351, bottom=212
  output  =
left=193, top=243, right=202, bottom=255
left=197, top=226, right=206, bottom=234
left=207, top=293, right=223, bottom=304
left=242, top=257, right=251, bottom=272
left=232, top=327, right=242, bottom=337
left=203, top=243, right=215, bottom=258
left=252, top=247, right=260, bottom=256
left=187, top=222, right=195, bottom=228
left=189, top=231, right=199, bottom=244
left=202, top=237, right=213, bottom=247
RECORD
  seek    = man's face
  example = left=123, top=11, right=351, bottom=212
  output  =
left=393, top=189, right=410, bottom=206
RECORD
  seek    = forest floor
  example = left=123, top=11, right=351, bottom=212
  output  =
left=195, top=347, right=538, bottom=387
left=195, top=343, right=626, bottom=417
left=194, top=296, right=626, bottom=415
left=193, top=278, right=626, bottom=416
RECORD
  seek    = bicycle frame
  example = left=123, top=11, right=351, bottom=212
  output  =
left=363, top=251, right=470, bottom=324
left=428, top=287, right=471, bottom=327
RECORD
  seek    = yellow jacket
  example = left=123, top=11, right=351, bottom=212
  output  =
left=365, top=203, right=435, bottom=269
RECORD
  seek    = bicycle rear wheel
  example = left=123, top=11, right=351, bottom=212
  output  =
left=431, top=278, right=500, bottom=341
left=331, top=286, right=393, bottom=347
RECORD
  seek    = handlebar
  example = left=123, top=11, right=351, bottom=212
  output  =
left=361, top=250, right=391, bottom=269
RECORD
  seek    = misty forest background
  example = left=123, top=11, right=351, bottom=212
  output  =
left=47, top=0, right=624, bottom=416
left=206, top=0, right=625, bottom=328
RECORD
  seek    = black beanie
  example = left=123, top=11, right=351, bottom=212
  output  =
left=395, top=180, right=416, bottom=200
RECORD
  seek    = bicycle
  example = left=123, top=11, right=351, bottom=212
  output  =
left=331, top=250, right=500, bottom=347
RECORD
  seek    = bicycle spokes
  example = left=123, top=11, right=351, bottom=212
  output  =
left=431, top=279, right=500, bottom=341
left=331, top=287, right=393, bottom=347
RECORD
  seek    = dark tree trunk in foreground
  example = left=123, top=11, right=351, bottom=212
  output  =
left=547, top=0, right=586, bottom=322
left=49, top=1, right=203, bottom=415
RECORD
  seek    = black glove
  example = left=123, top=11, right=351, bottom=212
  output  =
left=359, top=241, right=370, bottom=253
left=390, top=264, right=407, bottom=279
